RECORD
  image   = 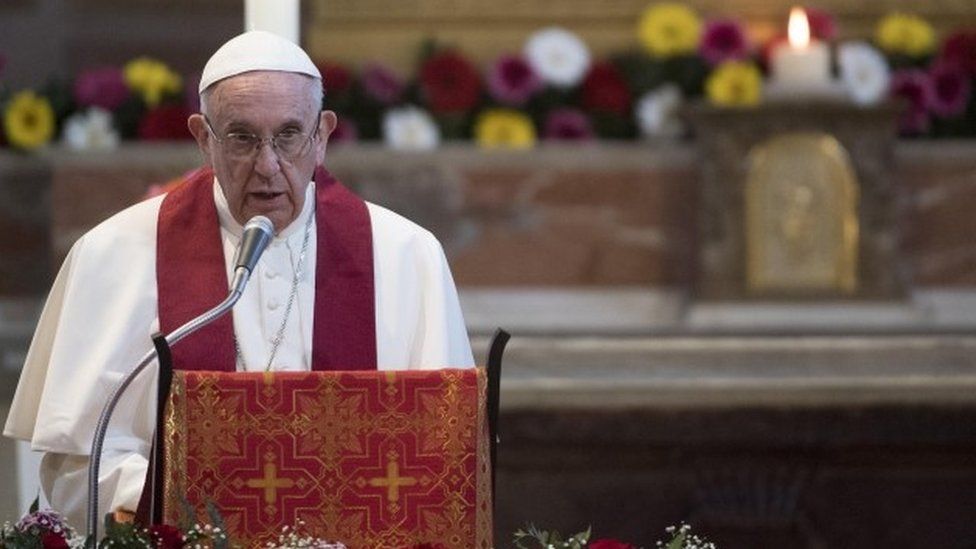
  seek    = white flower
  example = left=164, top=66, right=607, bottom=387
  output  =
left=636, top=84, right=686, bottom=138
left=524, top=27, right=591, bottom=88
left=61, top=107, right=119, bottom=150
left=382, top=106, right=440, bottom=151
left=838, top=41, right=892, bottom=106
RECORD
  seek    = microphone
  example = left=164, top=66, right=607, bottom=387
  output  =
left=86, top=215, right=274, bottom=540
left=229, top=215, right=274, bottom=295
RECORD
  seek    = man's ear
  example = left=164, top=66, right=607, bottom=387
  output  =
left=315, top=110, right=338, bottom=162
left=187, top=113, right=213, bottom=164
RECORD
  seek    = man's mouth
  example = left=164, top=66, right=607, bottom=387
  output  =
left=250, top=191, right=284, bottom=201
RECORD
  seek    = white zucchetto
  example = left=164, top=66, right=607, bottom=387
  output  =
left=198, top=30, right=321, bottom=93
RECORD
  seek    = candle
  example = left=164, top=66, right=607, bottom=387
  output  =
left=245, top=0, right=300, bottom=44
left=768, top=7, right=834, bottom=97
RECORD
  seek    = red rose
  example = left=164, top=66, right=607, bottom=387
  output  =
left=581, top=61, right=632, bottom=116
left=419, top=51, right=482, bottom=113
left=149, top=523, right=184, bottom=549
left=137, top=104, right=193, bottom=141
left=589, top=539, right=638, bottom=549
left=317, top=61, right=354, bottom=97
left=41, top=532, right=70, bottom=549
left=941, top=31, right=976, bottom=76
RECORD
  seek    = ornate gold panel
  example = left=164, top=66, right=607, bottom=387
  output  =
left=745, top=133, right=859, bottom=296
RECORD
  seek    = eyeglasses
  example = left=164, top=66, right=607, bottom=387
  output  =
left=204, top=116, right=320, bottom=160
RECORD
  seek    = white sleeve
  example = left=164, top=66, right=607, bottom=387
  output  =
left=410, top=233, right=476, bottom=369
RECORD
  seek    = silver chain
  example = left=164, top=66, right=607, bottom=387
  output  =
left=234, top=203, right=314, bottom=372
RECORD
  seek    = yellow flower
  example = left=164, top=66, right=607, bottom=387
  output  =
left=637, top=2, right=703, bottom=58
left=124, top=57, right=182, bottom=107
left=3, top=90, right=55, bottom=151
left=875, top=13, right=936, bottom=57
left=475, top=109, right=536, bottom=149
left=705, top=61, right=763, bottom=107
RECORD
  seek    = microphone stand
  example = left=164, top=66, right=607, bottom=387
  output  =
left=85, top=266, right=254, bottom=542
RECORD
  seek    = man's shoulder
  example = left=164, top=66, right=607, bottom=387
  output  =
left=78, top=195, right=166, bottom=252
left=365, top=201, right=440, bottom=248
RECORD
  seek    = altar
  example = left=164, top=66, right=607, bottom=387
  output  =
left=2, top=141, right=976, bottom=547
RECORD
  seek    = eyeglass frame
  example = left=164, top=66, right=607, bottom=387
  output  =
left=202, top=114, right=322, bottom=160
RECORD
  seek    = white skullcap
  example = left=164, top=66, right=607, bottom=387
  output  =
left=199, top=30, right=321, bottom=93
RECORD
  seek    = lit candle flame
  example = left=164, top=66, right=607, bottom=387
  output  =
left=788, top=7, right=811, bottom=49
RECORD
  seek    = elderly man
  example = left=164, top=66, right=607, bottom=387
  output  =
left=4, top=31, right=474, bottom=528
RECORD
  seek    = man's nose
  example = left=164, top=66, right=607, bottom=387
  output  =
left=252, top=140, right=281, bottom=177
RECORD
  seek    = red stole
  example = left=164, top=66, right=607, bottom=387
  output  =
left=155, top=166, right=377, bottom=371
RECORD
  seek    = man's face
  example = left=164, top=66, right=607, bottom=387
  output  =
left=188, top=71, right=337, bottom=232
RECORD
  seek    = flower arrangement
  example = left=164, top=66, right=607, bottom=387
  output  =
left=512, top=522, right=716, bottom=549
left=2, top=499, right=715, bottom=548
left=2, top=4, right=976, bottom=152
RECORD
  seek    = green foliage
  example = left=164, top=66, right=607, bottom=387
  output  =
left=513, top=523, right=592, bottom=549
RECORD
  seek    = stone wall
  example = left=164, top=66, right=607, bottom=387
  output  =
left=8, top=141, right=975, bottom=295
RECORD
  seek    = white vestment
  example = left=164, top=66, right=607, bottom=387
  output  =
left=3, top=179, right=474, bottom=528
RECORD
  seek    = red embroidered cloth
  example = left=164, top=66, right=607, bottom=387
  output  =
left=161, top=369, right=492, bottom=548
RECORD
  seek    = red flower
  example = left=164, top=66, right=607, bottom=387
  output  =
left=929, top=61, right=972, bottom=117
left=40, top=532, right=70, bottom=549
left=700, top=19, right=751, bottom=66
left=581, top=61, right=632, bottom=116
left=419, top=51, right=482, bottom=114
left=149, top=524, right=184, bottom=548
left=589, top=539, right=638, bottom=549
left=317, top=62, right=354, bottom=97
left=138, top=104, right=192, bottom=140
left=941, top=30, right=976, bottom=76
left=890, top=69, right=935, bottom=135
left=805, top=7, right=838, bottom=42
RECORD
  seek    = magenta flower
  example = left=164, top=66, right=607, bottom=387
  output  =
left=928, top=62, right=972, bottom=117
left=699, top=19, right=751, bottom=66
left=890, top=69, right=935, bottom=135
left=73, top=66, right=130, bottom=110
left=543, top=108, right=594, bottom=141
left=184, top=71, right=201, bottom=112
left=330, top=116, right=359, bottom=144
left=361, top=63, right=405, bottom=106
left=486, top=54, right=543, bottom=106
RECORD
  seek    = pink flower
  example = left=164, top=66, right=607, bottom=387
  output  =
left=940, top=30, right=976, bottom=76
left=486, top=54, right=543, bottom=106
left=928, top=61, right=972, bottom=117
left=330, top=116, right=359, bottom=144
left=890, top=69, right=935, bottom=135
left=73, top=66, right=130, bottom=110
left=543, top=108, right=594, bottom=141
left=806, top=7, right=838, bottom=42
left=361, top=63, right=405, bottom=105
left=699, top=18, right=751, bottom=66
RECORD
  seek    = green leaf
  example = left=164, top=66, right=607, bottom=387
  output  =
left=28, top=496, right=38, bottom=515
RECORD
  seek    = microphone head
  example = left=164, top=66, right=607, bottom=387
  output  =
left=233, top=215, right=275, bottom=275
left=244, top=215, right=274, bottom=236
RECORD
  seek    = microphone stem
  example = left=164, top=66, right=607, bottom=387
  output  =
left=86, top=267, right=249, bottom=540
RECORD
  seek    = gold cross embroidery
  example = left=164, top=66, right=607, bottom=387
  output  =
left=368, top=459, right=417, bottom=502
left=246, top=462, right=294, bottom=504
